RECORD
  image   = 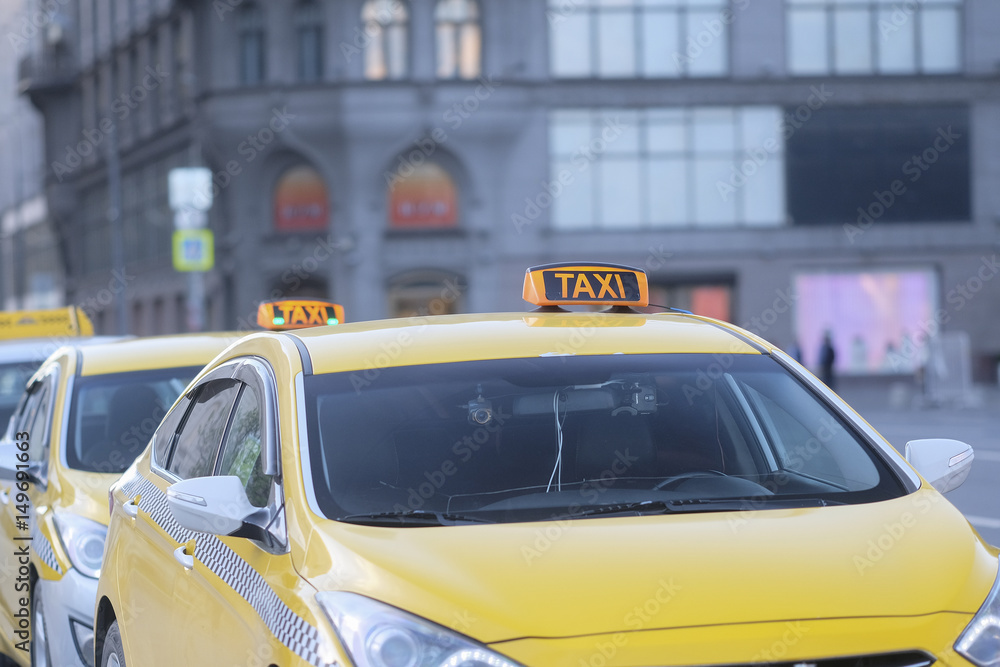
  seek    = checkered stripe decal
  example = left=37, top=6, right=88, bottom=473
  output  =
left=31, top=522, right=62, bottom=575
left=120, top=476, right=337, bottom=667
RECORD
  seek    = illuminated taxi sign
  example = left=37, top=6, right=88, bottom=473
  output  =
left=0, top=306, right=95, bottom=340
left=522, top=263, right=649, bottom=307
left=256, top=299, right=346, bottom=331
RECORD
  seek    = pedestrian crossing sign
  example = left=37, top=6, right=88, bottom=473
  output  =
left=172, top=229, right=215, bottom=272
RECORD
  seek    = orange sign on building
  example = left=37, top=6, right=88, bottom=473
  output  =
left=274, top=166, right=330, bottom=232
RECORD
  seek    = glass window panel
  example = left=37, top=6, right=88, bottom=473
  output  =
left=459, top=23, right=482, bottom=78
left=739, top=107, right=780, bottom=152
left=693, top=157, right=736, bottom=225
left=920, top=8, right=960, bottom=73
left=647, top=109, right=686, bottom=152
left=364, top=25, right=387, bottom=79
left=597, top=158, right=642, bottom=227
left=646, top=158, right=688, bottom=226
left=877, top=8, right=915, bottom=73
left=833, top=8, right=872, bottom=74
left=685, top=10, right=727, bottom=76
left=597, top=11, right=637, bottom=77
left=551, top=13, right=591, bottom=77
left=436, top=23, right=457, bottom=77
left=551, top=159, right=593, bottom=228
left=602, top=110, right=639, bottom=154
left=692, top=108, right=735, bottom=153
left=742, top=154, right=784, bottom=226
left=788, top=9, right=828, bottom=74
left=641, top=11, right=679, bottom=77
left=387, top=24, right=408, bottom=78
left=551, top=113, right=593, bottom=155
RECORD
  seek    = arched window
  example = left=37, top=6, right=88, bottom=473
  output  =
left=238, top=3, right=266, bottom=85
left=362, top=0, right=409, bottom=80
left=387, top=162, right=458, bottom=229
left=274, top=165, right=330, bottom=232
left=435, top=0, right=480, bottom=79
left=295, top=0, right=323, bottom=82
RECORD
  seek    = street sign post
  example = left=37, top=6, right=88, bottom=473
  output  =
left=169, top=167, right=213, bottom=332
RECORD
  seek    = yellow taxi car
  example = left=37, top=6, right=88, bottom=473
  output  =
left=0, top=333, right=241, bottom=667
left=95, top=265, right=998, bottom=667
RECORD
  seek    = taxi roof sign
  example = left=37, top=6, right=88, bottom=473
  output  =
left=0, top=306, right=95, bottom=340
left=256, top=299, right=346, bottom=331
left=523, top=263, right=649, bottom=308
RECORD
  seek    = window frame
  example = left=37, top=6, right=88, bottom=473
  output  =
left=362, top=0, right=411, bottom=81
left=295, top=0, right=324, bottom=83
left=15, top=364, right=61, bottom=487
left=785, top=0, right=964, bottom=76
left=435, top=0, right=481, bottom=80
left=548, top=0, right=732, bottom=80
left=238, top=2, right=267, bottom=86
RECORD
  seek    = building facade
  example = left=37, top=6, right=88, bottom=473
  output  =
left=1, top=0, right=64, bottom=311
left=16, top=0, right=1000, bottom=379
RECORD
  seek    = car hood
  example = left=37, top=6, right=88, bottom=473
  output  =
left=296, top=487, right=998, bottom=644
left=53, top=467, right=121, bottom=526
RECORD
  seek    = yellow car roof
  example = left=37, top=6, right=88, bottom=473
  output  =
left=76, top=332, right=243, bottom=376
left=291, top=312, right=767, bottom=375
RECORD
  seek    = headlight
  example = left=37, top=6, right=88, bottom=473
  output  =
left=956, top=558, right=1000, bottom=667
left=52, top=512, right=107, bottom=579
left=316, top=592, right=523, bottom=667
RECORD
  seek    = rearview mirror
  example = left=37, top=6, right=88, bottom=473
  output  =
left=904, top=439, right=974, bottom=494
left=167, top=476, right=271, bottom=541
left=0, top=443, right=44, bottom=484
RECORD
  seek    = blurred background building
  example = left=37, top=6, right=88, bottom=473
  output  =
left=4, top=0, right=1000, bottom=381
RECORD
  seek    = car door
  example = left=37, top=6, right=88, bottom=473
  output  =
left=0, top=367, right=57, bottom=648
left=113, top=370, right=240, bottom=666
left=168, top=359, right=307, bottom=666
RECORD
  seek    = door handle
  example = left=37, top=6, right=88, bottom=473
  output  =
left=122, top=496, right=140, bottom=518
left=174, top=541, right=195, bottom=570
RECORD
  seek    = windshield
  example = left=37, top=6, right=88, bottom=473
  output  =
left=0, top=361, right=42, bottom=430
left=65, top=366, right=200, bottom=474
left=304, top=354, right=906, bottom=525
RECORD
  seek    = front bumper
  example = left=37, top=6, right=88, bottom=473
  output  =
left=37, top=568, right=98, bottom=667
left=489, top=614, right=978, bottom=667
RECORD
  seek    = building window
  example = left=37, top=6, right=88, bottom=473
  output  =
left=549, top=0, right=729, bottom=79
left=239, top=2, right=266, bottom=85
left=786, top=106, right=969, bottom=225
left=548, top=107, right=784, bottom=229
left=436, top=0, right=481, bottom=79
left=362, top=0, right=409, bottom=80
left=296, top=0, right=324, bottom=82
left=387, top=162, right=459, bottom=229
left=794, top=270, right=937, bottom=375
left=787, top=0, right=962, bottom=75
left=274, top=165, right=330, bottom=232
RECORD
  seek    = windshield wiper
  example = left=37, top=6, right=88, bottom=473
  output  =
left=337, top=510, right=495, bottom=527
left=665, top=496, right=844, bottom=511
left=574, top=500, right=674, bottom=518
left=573, top=497, right=843, bottom=519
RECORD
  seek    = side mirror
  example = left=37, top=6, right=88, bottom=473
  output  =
left=0, top=443, right=44, bottom=484
left=905, top=439, right=974, bottom=494
left=167, top=476, right=271, bottom=541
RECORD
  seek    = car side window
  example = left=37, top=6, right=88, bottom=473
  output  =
left=16, top=377, right=54, bottom=462
left=167, top=379, right=240, bottom=480
left=216, top=384, right=271, bottom=508
left=152, top=393, right=194, bottom=469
